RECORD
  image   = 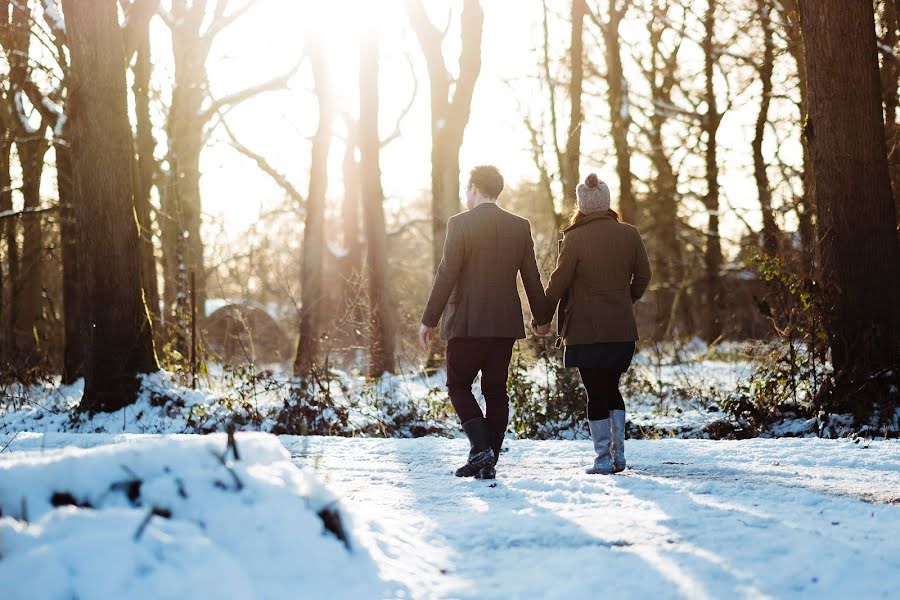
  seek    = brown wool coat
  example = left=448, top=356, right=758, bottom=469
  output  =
left=421, top=202, right=548, bottom=340
left=545, top=212, right=652, bottom=345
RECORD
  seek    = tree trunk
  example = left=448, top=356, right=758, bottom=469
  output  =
left=753, top=0, right=780, bottom=257
left=799, top=0, right=900, bottom=407
left=779, top=0, right=816, bottom=276
left=293, top=43, right=335, bottom=376
left=405, top=0, right=483, bottom=273
left=562, top=0, right=586, bottom=207
left=0, top=127, right=11, bottom=362
left=701, top=0, right=723, bottom=343
left=359, top=28, right=397, bottom=376
left=61, top=0, right=159, bottom=412
left=162, top=9, right=209, bottom=341
left=13, top=135, right=48, bottom=363
left=602, top=1, right=636, bottom=224
left=133, top=27, right=161, bottom=328
left=56, top=137, right=84, bottom=383
left=880, top=0, right=900, bottom=212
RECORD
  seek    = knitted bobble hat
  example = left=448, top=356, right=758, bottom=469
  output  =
left=576, top=173, right=611, bottom=215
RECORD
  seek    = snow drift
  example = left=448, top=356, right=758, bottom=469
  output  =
left=0, top=433, right=384, bottom=599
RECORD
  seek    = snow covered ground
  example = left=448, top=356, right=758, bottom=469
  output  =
left=3, top=433, right=899, bottom=599
left=285, top=436, right=900, bottom=599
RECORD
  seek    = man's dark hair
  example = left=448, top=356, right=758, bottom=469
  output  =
left=468, top=165, right=504, bottom=199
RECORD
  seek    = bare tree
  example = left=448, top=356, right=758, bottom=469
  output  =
left=293, top=40, right=335, bottom=376
left=0, top=0, right=49, bottom=366
left=700, top=0, right=723, bottom=342
left=593, top=0, right=636, bottom=224
left=404, top=0, right=484, bottom=272
left=60, top=0, right=159, bottom=411
left=359, top=27, right=397, bottom=376
left=799, top=0, right=900, bottom=409
left=752, top=0, right=780, bottom=257
left=159, top=0, right=296, bottom=350
left=775, top=0, right=815, bottom=275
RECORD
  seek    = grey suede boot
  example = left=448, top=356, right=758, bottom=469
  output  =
left=586, top=419, right=614, bottom=475
left=609, top=410, right=627, bottom=473
left=455, top=418, right=496, bottom=478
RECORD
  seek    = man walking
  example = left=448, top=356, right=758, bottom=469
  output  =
left=420, top=165, right=551, bottom=480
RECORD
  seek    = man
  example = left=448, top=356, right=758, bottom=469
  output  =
left=420, top=165, right=551, bottom=480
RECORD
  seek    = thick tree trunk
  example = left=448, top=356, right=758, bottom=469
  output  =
left=56, top=138, right=84, bottom=383
left=133, top=28, right=161, bottom=327
left=799, top=0, right=900, bottom=407
left=293, top=44, right=335, bottom=376
left=701, top=0, right=724, bottom=343
left=753, top=0, right=780, bottom=257
left=61, top=0, right=159, bottom=412
left=602, top=1, right=635, bottom=224
left=359, top=28, right=397, bottom=377
left=13, top=136, right=48, bottom=363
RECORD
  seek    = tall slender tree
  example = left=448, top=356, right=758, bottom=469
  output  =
left=700, top=0, right=723, bottom=342
left=293, top=40, right=335, bottom=376
left=597, top=0, right=636, bottom=224
left=752, top=0, right=780, bottom=257
left=799, top=0, right=900, bottom=408
left=405, top=0, right=484, bottom=272
left=359, top=27, right=397, bottom=376
left=60, top=0, right=159, bottom=411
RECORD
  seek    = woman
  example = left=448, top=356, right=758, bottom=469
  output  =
left=544, top=173, right=651, bottom=474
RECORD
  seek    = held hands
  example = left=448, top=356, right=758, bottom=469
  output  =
left=419, top=324, right=435, bottom=350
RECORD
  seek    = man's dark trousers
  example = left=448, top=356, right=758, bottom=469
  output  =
left=446, top=337, right=516, bottom=434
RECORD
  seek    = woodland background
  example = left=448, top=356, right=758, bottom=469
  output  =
left=0, top=0, right=897, bottom=436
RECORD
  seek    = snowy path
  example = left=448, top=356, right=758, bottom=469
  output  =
left=283, top=437, right=900, bottom=600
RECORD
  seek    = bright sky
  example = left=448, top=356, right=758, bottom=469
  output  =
left=151, top=0, right=797, bottom=253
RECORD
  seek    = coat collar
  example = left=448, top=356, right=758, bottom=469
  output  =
left=562, top=210, right=619, bottom=233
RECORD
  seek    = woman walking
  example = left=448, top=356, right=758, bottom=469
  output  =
left=544, top=174, right=651, bottom=474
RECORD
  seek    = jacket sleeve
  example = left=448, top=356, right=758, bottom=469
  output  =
left=519, top=220, right=549, bottom=326
left=421, top=217, right=465, bottom=328
left=544, top=233, right=578, bottom=323
left=630, top=228, right=652, bottom=303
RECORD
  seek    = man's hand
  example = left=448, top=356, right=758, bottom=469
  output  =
left=419, top=324, right=435, bottom=350
left=533, top=322, right=552, bottom=336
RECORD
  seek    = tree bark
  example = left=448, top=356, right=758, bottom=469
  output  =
left=601, top=1, right=636, bottom=224
left=162, top=8, right=207, bottom=342
left=799, top=0, right=900, bottom=406
left=562, top=0, right=586, bottom=207
left=12, top=134, right=48, bottom=364
left=753, top=0, right=780, bottom=257
left=359, top=28, right=397, bottom=376
left=61, top=0, right=158, bottom=412
left=56, top=136, right=84, bottom=383
left=0, top=125, right=11, bottom=362
left=405, top=0, right=484, bottom=273
left=133, top=23, right=161, bottom=328
left=701, top=0, right=724, bottom=342
left=293, top=42, right=335, bottom=376
left=880, top=0, right=900, bottom=213
left=779, top=0, right=816, bottom=276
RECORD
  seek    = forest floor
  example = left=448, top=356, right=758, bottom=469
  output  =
left=2, top=433, right=899, bottom=599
